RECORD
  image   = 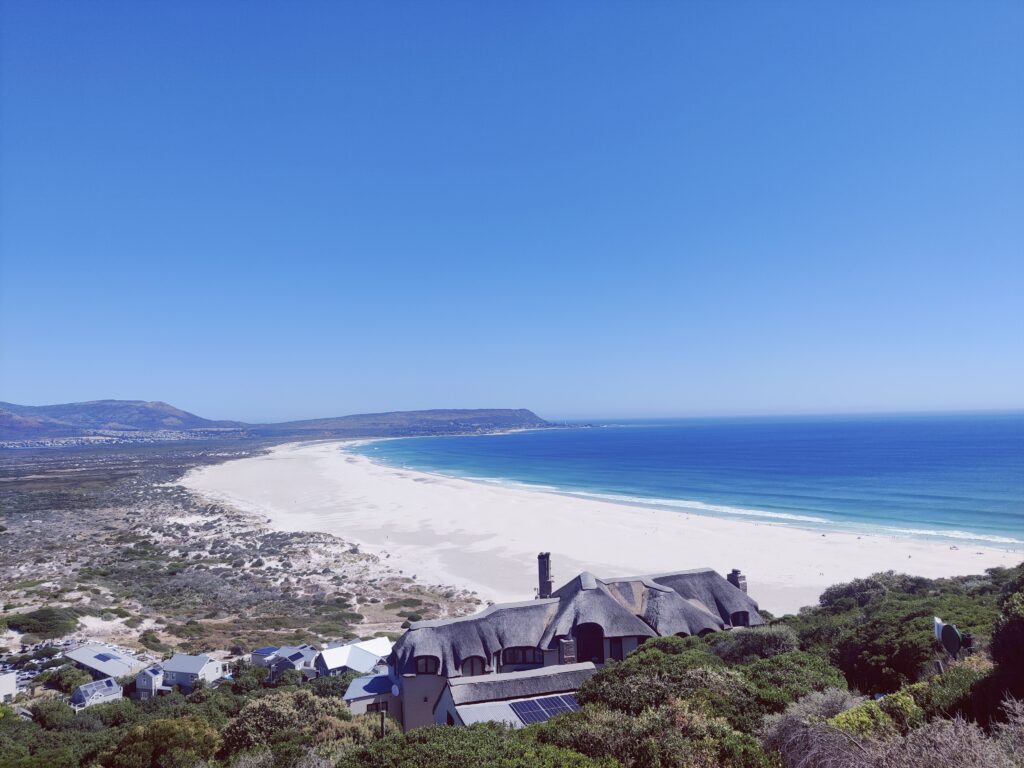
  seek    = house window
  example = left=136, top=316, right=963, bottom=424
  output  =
left=609, top=637, right=623, bottom=661
left=461, top=656, right=486, bottom=676
left=367, top=701, right=388, bottom=713
left=502, top=647, right=542, bottom=666
left=414, top=656, right=440, bottom=675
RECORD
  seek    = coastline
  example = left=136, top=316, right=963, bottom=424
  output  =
left=179, top=440, right=1022, bottom=615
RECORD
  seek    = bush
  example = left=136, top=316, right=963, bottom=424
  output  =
left=742, top=651, right=847, bottom=712
left=579, top=657, right=762, bottom=731
left=708, top=626, right=800, bottom=664
left=5, top=608, right=81, bottom=638
left=109, top=715, right=221, bottom=768
left=991, top=591, right=1024, bottom=682
left=530, top=699, right=776, bottom=768
left=335, top=722, right=613, bottom=767
left=761, top=688, right=862, bottom=757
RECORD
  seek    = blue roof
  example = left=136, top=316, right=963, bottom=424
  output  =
left=253, top=647, right=278, bottom=655
left=344, top=673, right=391, bottom=700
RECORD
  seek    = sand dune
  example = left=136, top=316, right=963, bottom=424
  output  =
left=179, top=441, right=1021, bottom=615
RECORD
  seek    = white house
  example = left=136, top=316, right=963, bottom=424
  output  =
left=69, top=678, right=122, bottom=711
left=315, top=637, right=394, bottom=678
left=0, top=671, right=16, bottom=704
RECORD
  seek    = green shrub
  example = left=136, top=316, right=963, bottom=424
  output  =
left=4, top=608, right=81, bottom=638
left=707, top=626, right=799, bottom=664
left=335, top=721, right=613, bottom=767
left=826, top=699, right=895, bottom=737
left=529, top=700, right=776, bottom=768
left=741, top=650, right=847, bottom=712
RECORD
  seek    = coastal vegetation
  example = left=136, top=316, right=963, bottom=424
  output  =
left=1, top=563, right=1022, bottom=767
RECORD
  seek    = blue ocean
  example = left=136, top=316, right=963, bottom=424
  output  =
left=350, top=413, right=1024, bottom=549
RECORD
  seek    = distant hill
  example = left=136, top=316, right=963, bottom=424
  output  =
left=0, top=400, right=550, bottom=440
left=255, top=408, right=550, bottom=437
left=0, top=400, right=244, bottom=438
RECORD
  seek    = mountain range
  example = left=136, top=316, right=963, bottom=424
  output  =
left=0, top=400, right=550, bottom=440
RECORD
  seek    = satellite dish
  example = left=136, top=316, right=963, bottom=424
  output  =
left=391, top=683, right=400, bottom=697
left=941, top=623, right=962, bottom=658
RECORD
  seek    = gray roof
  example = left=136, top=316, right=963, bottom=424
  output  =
left=447, top=662, right=596, bottom=706
left=70, top=677, right=120, bottom=706
left=455, top=700, right=522, bottom=727
left=161, top=653, right=214, bottom=675
left=344, top=673, right=393, bottom=700
left=391, top=567, right=762, bottom=676
left=65, top=645, right=147, bottom=678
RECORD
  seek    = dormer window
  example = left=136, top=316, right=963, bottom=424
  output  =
left=414, top=656, right=439, bottom=674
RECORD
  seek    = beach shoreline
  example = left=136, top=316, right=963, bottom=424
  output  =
left=178, top=440, right=1022, bottom=615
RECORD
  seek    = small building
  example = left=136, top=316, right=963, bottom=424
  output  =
left=250, top=646, right=279, bottom=668
left=267, top=644, right=318, bottom=680
left=0, top=671, right=16, bottom=704
left=161, top=653, right=223, bottom=691
left=70, top=677, right=122, bottom=711
left=135, top=666, right=165, bottom=701
left=343, top=672, right=395, bottom=715
left=316, top=637, right=394, bottom=678
left=433, top=662, right=595, bottom=728
left=136, top=654, right=223, bottom=698
left=65, top=644, right=147, bottom=680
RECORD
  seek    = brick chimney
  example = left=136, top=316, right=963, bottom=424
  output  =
left=538, top=552, right=553, bottom=599
left=727, top=569, right=747, bottom=593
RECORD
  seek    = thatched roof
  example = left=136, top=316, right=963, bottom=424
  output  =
left=391, top=567, right=762, bottom=676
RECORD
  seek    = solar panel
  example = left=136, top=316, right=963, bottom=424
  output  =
left=95, top=653, right=114, bottom=662
left=509, top=694, right=581, bottom=725
left=288, top=652, right=304, bottom=662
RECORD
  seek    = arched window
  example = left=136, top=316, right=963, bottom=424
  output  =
left=461, top=656, right=486, bottom=676
left=502, top=647, right=542, bottom=666
left=731, top=611, right=750, bottom=628
left=414, top=656, right=439, bottom=674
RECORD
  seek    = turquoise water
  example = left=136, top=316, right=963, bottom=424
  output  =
left=350, top=413, right=1024, bottom=549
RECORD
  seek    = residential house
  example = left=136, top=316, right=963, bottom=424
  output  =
left=136, top=654, right=223, bottom=699
left=250, top=647, right=279, bottom=668
left=389, top=554, right=763, bottom=730
left=343, top=672, right=395, bottom=715
left=65, top=644, right=147, bottom=680
left=70, top=678, right=122, bottom=711
left=433, top=662, right=595, bottom=727
left=267, top=644, right=318, bottom=681
left=315, top=637, right=394, bottom=678
left=0, top=671, right=16, bottom=704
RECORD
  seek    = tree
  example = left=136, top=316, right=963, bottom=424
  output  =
left=109, top=716, right=220, bottom=768
left=54, top=666, right=93, bottom=694
left=707, top=625, right=800, bottom=664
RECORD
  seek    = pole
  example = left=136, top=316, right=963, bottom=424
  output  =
left=379, top=709, right=386, bottom=739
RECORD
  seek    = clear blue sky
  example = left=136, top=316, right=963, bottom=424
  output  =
left=1, top=1, right=1022, bottom=422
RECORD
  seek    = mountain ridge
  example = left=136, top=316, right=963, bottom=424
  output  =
left=0, top=400, right=550, bottom=440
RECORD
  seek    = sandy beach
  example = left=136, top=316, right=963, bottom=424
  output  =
left=179, top=441, right=1022, bottom=615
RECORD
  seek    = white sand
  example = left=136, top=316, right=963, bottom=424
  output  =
left=179, top=441, right=1022, bottom=615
